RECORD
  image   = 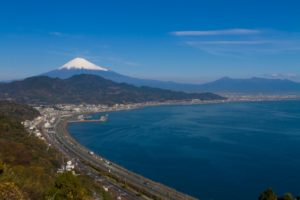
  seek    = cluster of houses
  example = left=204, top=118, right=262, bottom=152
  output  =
left=22, top=103, right=147, bottom=141
left=22, top=116, right=45, bottom=140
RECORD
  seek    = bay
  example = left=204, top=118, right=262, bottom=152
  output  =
left=69, top=101, right=300, bottom=200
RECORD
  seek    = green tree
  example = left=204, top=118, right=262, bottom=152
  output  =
left=0, top=182, right=26, bottom=200
left=258, top=188, right=277, bottom=200
left=46, top=172, right=90, bottom=200
left=283, top=193, right=294, bottom=200
left=0, top=161, right=4, bottom=175
left=101, top=188, right=113, bottom=200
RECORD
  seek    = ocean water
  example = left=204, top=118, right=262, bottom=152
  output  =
left=69, top=101, right=300, bottom=200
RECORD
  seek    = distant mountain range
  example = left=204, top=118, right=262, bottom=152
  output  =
left=197, top=77, right=300, bottom=94
left=43, top=58, right=300, bottom=94
left=0, top=74, right=224, bottom=104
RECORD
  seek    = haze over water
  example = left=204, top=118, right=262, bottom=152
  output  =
left=69, top=101, right=300, bottom=200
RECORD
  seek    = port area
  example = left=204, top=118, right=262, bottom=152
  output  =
left=69, top=114, right=109, bottom=123
left=69, top=119, right=106, bottom=123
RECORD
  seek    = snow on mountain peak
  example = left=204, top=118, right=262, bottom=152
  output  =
left=59, top=57, right=108, bottom=71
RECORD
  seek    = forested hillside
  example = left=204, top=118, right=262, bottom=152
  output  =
left=0, top=101, right=111, bottom=200
left=0, top=74, right=225, bottom=104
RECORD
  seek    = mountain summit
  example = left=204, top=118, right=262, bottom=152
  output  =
left=44, top=57, right=121, bottom=80
left=59, top=57, right=108, bottom=71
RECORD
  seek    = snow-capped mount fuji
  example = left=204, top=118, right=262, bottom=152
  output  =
left=44, top=57, right=124, bottom=80
left=59, top=57, right=109, bottom=71
left=43, top=57, right=200, bottom=91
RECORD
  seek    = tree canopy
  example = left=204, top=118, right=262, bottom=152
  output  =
left=259, top=188, right=277, bottom=200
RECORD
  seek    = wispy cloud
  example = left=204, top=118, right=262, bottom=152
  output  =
left=49, top=32, right=64, bottom=37
left=124, top=61, right=140, bottom=67
left=48, top=32, right=84, bottom=39
left=185, top=40, right=274, bottom=45
left=184, top=39, right=300, bottom=55
left=171, top=28, right=300, bottom=56
left=265, top=73, right=299, bottom=79
left=106, top=56, right=140, bottom=67
left=171, top=29, right=261, bottom=36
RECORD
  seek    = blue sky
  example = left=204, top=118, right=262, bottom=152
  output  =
left=1, top=0, right=300, bottom=83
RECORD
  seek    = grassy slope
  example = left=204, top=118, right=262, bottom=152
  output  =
left=0, top=101, right=111, bottom=200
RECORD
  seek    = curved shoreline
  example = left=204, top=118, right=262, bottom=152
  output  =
left=66, top=99, right=300, bottom=197
left=47, top=98, right=300, bottom=200
left=56, top=114, right=198, bottom=200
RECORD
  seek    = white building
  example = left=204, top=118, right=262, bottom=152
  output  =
left=44, top=122, right=51, bottom=129
left=66, top=160, right=75, bottom=171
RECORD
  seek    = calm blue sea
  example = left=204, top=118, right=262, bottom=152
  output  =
left=69, top=101, right=300, bottom=200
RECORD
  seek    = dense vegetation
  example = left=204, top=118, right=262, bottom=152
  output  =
left=0, top=100, right=39, bottom=121
left=0, top=114, right=59, bottom=199
left=0, top=101, right=111, bottom=199
left=258, top=188, right=299, bottom=200
left=0, top=74, right=225, bottom=104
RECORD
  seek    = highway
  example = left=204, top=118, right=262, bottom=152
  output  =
left=48, top=115, right=198, bottom=200
left=42, top=118, right=140, bottom=200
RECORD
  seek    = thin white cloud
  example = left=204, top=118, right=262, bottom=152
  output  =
left=182, top=39, right=300, bottom=56
left=170, top=28, right=300, bottom=61
left=265, top=73, right=299, bottom=79
left=49, top=32, right=64, bottom=37
left=47, top=32, right=85, bottom=40
left=124, top=61, right=140, bottom=67
left=185, top=40, right=274, bottom=45
left=171, top=29, right=261, bottom=36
